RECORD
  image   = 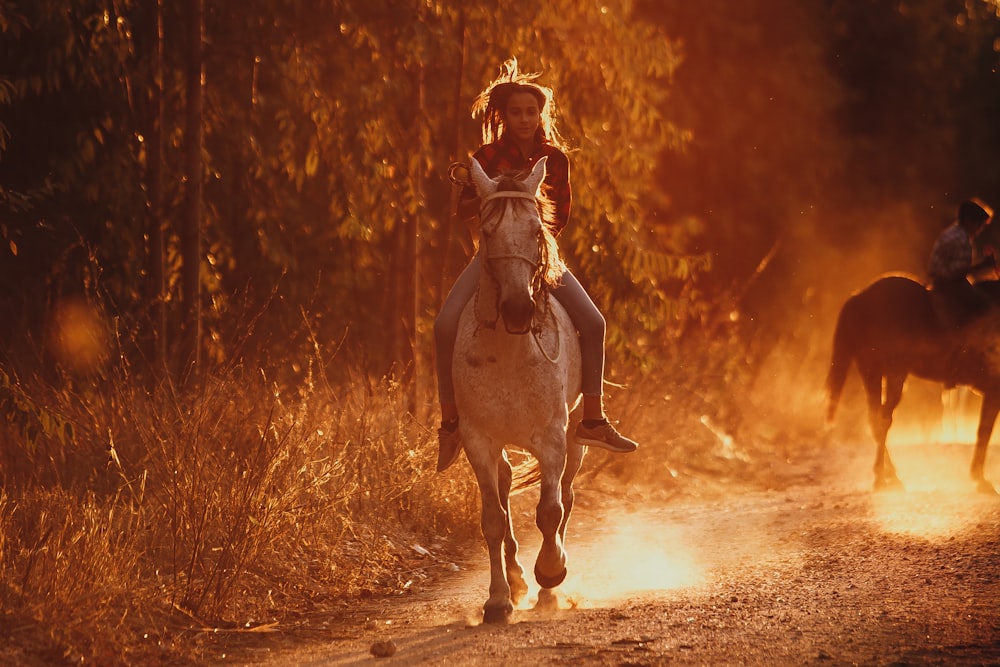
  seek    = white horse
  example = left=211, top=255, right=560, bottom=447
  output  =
left=454, top=156, right=584, bottom=623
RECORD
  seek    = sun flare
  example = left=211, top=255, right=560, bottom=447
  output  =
left=870, top=490, right=991, bottom=539
left=555, top=516, right=703, bottom=606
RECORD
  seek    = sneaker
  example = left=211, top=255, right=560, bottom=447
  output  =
left=436, top=423, right=463, bottom=472
left=575, top=420, right=638, bottom=453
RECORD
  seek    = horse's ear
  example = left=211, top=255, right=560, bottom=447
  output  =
left=525, top=156, right=547, bottom=195
left=470, top=158, right=497, bottom=197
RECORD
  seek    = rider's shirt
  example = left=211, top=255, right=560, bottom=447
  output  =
left=461, top=130, right=571, bottom=235
left=928, top=222, right=973, bottom=285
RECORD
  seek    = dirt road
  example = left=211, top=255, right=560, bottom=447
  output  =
left=242, top=435, right=1000, bottom=667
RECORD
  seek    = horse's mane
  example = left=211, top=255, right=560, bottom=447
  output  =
left=490, top=173, right=565, bottom=287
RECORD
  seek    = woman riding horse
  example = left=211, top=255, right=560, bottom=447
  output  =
left=434, top=58, right=639, bottom=472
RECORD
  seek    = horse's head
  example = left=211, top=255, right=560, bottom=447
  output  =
left=470, top=157, right=562, bottom=334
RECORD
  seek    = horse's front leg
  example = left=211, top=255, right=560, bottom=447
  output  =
left=466, top=439, right=514, bottom=623
left=498, top=450, right=528, bottom=605
left=558, top=431, right=585, bottom=542
left=877, top=372, right=906, bottom=486
left=863, top=369, right=903, bottom=491
left=532, top=427, right=568, bottom=591
left=972, top=391, right=1000, bottom=494
left=536, top=429, right=583, bottom=612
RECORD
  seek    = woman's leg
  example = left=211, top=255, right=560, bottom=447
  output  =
left=435, top=254, right=483, bottom=415
left=433, top=254, right=482, bottom=471
left=551, top=270, right=638, bottom=453
left=550, top=269, right=606, bottom=400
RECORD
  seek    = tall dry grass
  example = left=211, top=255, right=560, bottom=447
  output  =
left=0, top=281, right=834, bottom=664
left=0, top=352, right=480, bottom=665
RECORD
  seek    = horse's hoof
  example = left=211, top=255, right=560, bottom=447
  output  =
left=534, top=563, right=567, bottom=589
left=534, top=587, right=559, bottom=611
left=873, top=476, right=904, bottom=492
left=975, top=478, right=998, bottom=495
left=482, top=601, right=514, bottom=624
left=509, top=574, right=529, bottom=605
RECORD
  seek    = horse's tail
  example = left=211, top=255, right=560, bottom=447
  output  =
left=826, top=294, right=862, bottom=423
left=510, top=458, right=541, bottom=495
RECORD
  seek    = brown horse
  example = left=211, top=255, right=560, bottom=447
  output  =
left=826, top=273, right=1000, bottom=493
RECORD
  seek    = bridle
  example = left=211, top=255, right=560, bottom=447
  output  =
left=451, top=163, right=547, bottom=281
left=480, top=190, right=543, bottom=271
left=474, top=189, right=561, bottom=361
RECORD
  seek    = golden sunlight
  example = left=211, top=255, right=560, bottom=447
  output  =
left=555, top=515, right=703, bottom=606
left=868, top=436, right=999, bottom=538
left=870, top=489, right=990, bottom=539
left=885, top=386, right=982, bottom=447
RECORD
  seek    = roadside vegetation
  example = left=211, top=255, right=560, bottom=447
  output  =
left=0, top=338, right=480, bottom=664
left=0, top=289, right=838, bottom=665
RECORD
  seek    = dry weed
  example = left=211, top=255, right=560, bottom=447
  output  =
left=0, top=354, right=481, bottom=665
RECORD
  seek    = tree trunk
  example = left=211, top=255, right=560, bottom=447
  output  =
left=438, top=10, right=468, bottom=307
left=384, top=218, right=411, bottom=380
left=180, top=0, right=204, bottom=376
left=149, top=0, right=167, bottom=373
left=407, top=60, right=427, bottom=415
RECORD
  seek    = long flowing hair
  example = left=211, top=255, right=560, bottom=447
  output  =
left=471, top=58, right=567, bottom=151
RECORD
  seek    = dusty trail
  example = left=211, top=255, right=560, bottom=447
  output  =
left=238, top=437, right=1000, bottom=666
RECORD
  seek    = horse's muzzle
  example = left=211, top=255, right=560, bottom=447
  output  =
left=500, top=295, right=535, bottom=334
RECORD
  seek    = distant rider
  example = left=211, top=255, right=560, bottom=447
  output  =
left=927, top=198, right=995, bottom=327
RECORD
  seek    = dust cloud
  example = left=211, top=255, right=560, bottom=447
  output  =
left=498, top=495, right=809, bottom=612
left=633, top=1, right=993, bottom=504
left=557, top=517, right=704, bottom=605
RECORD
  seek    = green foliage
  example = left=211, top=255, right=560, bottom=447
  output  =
left=183, top=0, right=699, bottom=374
left=0, top=368, right=74, bottom=455
left=504, top=0, right=704, bottom=344
left=0, top=0, right=148, bottom=351
left=1, top=0, right=999, bottom=381
left=826, top=0, right=1000, bottom=204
